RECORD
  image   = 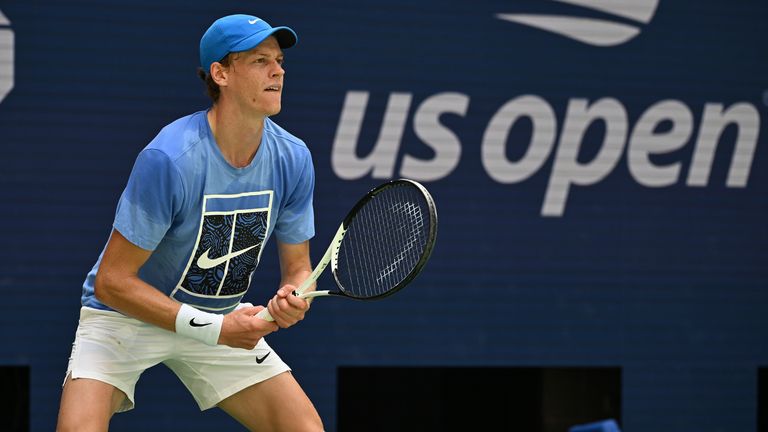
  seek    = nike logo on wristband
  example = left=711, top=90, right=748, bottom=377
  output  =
left=256, top=352, right=271, bottom=364
left=189, top=318, right=213, bottom=327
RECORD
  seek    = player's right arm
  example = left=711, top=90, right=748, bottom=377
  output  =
left=94, top=228, right=278, bottom=349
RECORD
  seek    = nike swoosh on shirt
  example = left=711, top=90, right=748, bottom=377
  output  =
left=197, top=245, right=258, bottom=270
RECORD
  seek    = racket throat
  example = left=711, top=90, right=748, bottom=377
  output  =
left=295, top=224, right=346, bottom=296
left=299, top=290, right=331, bottom=299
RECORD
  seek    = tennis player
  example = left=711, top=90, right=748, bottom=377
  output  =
left=56, top=14, right=324, bottom=431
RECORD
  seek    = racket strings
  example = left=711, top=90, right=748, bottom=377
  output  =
left=376, top=201, right=423, bottom=283
left=336, top=183, right=432, bottom=298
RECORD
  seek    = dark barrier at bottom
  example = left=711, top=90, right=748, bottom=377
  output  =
left=337, top=366, right=621, bottom=432
left=0, top=365, right=29, bottom=432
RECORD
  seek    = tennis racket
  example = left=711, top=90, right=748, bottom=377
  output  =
left=256, top=178, right=438, bottom=321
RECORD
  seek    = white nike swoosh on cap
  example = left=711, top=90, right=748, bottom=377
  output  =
left=197, top=245, right=257, bottom=270
left=496, top=0, right=659, bottom=47
left=248, top=18, right=260, bottom=24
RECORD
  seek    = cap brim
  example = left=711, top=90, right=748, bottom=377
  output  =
left=231, top=26, right=297, bottom=53
left=271, top=26, right=298, bottom=49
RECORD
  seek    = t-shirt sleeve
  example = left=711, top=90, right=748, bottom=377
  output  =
left=275, top=152, right=315, bottom=244
left=113, top=148, right=184, bottom=251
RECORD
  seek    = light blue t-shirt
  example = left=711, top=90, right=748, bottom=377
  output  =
left=81, top=110, right=315, bottom=314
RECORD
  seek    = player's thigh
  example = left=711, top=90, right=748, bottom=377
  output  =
left=57, top=375, right=126, bottom=432
left=217, top=371, right=324, bottom=432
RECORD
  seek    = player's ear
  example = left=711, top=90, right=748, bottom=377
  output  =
left=210, top=62, right=229, bottom=87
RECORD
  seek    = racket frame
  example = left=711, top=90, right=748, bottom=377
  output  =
left=256, top=178, right=437, bottom=319
left=328, top=178, right=437, bottom=300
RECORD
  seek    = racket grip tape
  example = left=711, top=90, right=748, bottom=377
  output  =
left=255, top=307, right=275, bottom=322
left=254, top=291, right=298, bottom=322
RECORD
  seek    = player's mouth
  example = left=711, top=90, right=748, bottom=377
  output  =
left=264, top=85, right=281, bottom=92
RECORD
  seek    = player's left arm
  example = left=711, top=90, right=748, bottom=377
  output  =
left=266, top=240, right=314, bottom=328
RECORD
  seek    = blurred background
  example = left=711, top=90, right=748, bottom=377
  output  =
left=0, top=1, right=766, bottom=431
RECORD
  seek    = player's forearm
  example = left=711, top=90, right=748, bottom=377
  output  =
left=280, top=267, right=313, bottom=290
left=94, top=271, right=179, bottom=332
left=277, top=240, right=313, bottom=292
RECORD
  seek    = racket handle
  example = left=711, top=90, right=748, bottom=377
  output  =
left=255, top=291, right=329, bottom=321
left=254, top=291, right=299, bottom=322
left=255, top=308, right=275, bottom=322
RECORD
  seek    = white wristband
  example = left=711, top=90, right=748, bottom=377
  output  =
left=175, top=304, right=223, bottom=346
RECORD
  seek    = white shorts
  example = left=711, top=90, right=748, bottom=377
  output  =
left=64, top=305, right=290, bottom=412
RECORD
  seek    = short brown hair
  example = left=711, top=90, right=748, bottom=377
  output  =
left=197, top=53, right=235, bottom=103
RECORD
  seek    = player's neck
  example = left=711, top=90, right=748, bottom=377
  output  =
left=207, top=104, right=265, bottom=168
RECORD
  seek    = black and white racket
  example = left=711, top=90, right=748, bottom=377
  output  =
left=256, top=179, right=438, bottom=321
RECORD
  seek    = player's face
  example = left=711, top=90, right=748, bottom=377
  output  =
left=227, top=36, right=286, bottom=117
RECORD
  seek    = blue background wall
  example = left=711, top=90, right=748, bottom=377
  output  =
left=0, top=1, right=766, bottom=431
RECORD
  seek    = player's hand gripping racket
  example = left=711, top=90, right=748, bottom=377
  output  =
left=256, top=179, right=438, bottom=321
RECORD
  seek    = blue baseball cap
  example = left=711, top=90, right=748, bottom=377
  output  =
left=199, top=14, right=297, bottom=73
